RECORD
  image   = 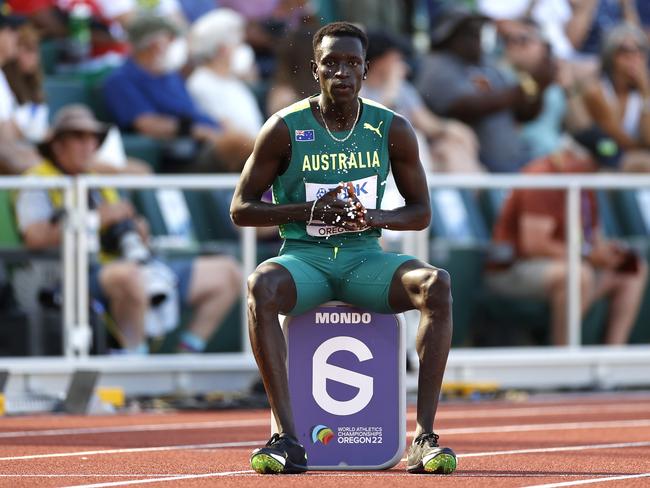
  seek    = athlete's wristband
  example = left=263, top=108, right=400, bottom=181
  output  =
left=307, top=199, right=319, bottom=225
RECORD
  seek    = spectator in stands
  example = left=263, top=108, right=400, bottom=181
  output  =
left=266, top=27, right=319, bottom=115
left=569, top=0, right=642, bottom=57
left=415, top=7, right=554, bottom=172
left=13, top=104, right=243, bottom=353
left=5, top=0, right=68, bottom=38
left=102, top=14, right=253, bottom=173
left=580, top=23, right=650, bottom=171
left=484, top=148, right=648, bottom=345
left=0, top=11, right=41, bottom=174
left=219, top=0, right=317, bottom=78
left=1, top=21, right=148, bottom=174
left=500, top=18, right=567, bottom=160
left=3, top=22, right=49, bottom=143
left=361, top=29, right=483, bottom=173
left=336, top=0, right=410, bottom=35
left=478, top=0, right=577, bottom=60
left=187, top=9, right=263, bottom=140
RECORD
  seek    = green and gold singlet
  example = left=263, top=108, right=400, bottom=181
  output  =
left=273, top=96, right=394, bottom=247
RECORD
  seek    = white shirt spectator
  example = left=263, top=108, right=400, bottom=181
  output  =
left=0, top=70, right=17, bottom=122
left=187, top=66, right=263, bottom=138
left=478, top=0, right=576, bottom=60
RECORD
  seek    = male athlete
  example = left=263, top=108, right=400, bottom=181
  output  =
left=230, top=22, right=456, bottom=475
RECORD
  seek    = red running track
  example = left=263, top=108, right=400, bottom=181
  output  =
left=0, top=392, right=649, bottom=487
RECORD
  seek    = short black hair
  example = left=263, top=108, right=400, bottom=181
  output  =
left=312, top=22, right=368, bottom=60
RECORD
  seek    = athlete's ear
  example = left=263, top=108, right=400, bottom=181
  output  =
left=363, top=61, right=369, bottom=80
left=311, top=59, right=319, bottom=82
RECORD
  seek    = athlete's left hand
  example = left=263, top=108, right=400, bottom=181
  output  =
left=343, top=182, right=368, bottom=230
left=314, top=183, right=367, bottom=230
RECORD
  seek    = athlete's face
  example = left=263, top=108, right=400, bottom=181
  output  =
left=312, top=35, right=367, bottom=103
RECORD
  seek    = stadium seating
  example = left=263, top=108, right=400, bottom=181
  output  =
left=128, top=188, right=243, bottom=353
left=0, top=191, right=20, bottom=250
left=429, top=188, right=490, bottom=346
left=43, top=76, right=93, bottom=122
left=611, top=189, right=650, bottom=344
left=430, top=188, right=620, bottom=347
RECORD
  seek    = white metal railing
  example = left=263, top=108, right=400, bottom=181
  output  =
left=75, top=174, right=247, bottom=357
left=0, top=176, right=78, bottom=356
left=2, top=174, right=650, bottom=359
left=425, top=173, right=650, bottom=348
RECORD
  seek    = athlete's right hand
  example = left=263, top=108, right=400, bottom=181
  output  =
left=313, top=184, right=367, bottom=230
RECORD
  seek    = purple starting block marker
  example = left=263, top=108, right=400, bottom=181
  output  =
left=275, top=301, right=406, bottom=470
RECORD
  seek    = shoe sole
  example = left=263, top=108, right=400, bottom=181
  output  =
left=250, top=452, right=307, bottom=475
left=424, top=452, right=457, bottom=474
left=251, top=453, right=284, bottom=474
left=407, top=451, right=457, bottom=475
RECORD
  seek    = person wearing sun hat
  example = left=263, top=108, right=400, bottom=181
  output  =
left=14, top=103, right=243, bottom=356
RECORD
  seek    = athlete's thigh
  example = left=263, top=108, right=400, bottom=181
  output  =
left=338, top=250, right=417, bottom=313
left=264, top=252, right=334, bottom=316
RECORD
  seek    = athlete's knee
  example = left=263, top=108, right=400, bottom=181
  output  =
left=247, top=267, right=284, bottom=311
left=420, top=267, right=452, bottom=310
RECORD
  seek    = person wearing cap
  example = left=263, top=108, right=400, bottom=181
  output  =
left=361, top=29, right=482, bottom=173
left=13, top=104, right=243, bottom=354
left=187, top=8, right=263, bottom=140
left=102, top=13, right=253, bottom=173
left=415, top=7, right=554, bottom=172
left=484, top=147, right=648, bottom=345
left=579, top=23, right=650, bottom=172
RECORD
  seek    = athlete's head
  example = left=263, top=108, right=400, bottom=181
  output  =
left=311, top=22, right=369, bottom=102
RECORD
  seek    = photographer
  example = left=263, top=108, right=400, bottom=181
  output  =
left=14, top=104, right=242, bottom=354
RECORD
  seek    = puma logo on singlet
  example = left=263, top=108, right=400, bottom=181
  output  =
left=363, top=121, right=383, bottom=137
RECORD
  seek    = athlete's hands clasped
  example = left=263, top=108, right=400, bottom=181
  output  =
left=311, top=183, right=368, bottom=231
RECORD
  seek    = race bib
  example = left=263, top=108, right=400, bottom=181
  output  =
left=305, top=175, right=377, bottom=237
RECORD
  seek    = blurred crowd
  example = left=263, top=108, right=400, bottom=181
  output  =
left=1, top=0, right=650, bottom=352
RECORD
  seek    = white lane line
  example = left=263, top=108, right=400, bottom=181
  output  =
left=0, top=419, right=267, bottom=439
left=0, top=475, right=193, bottom=478
left=433, top=418, right=650, bottom=436
left=458, top=440, right=650, bottom=458
left=521, top=472, right=650, bottom=487
left=2, top=419, right=649, bottom=462
left=397, top=440, right=650, bottom=462
left=5, top=441, right=650, bottom=485
left=0, top=473, right=606, bottom=479
left=438, top=403, right=650, bottom=420
left=60, top=471, right=254, bottom=488
left=18, top=403, right=650, bottom=438
left=0, top=440, right=263, bottom=461
left=1, top=402, right=649, bottom=440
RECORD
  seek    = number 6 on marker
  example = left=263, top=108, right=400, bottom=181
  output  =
left=312, top=336, right=374, bottom=416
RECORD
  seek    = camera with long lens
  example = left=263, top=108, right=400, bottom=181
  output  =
left=100, top=219, right=174, bottom=308
left=100, top=219, right=151, bottom=263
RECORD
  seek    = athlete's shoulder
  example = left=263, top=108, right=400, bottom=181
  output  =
left=275, top=98, right=312, bottom=119
left=360, top=97, right=395, bottom=115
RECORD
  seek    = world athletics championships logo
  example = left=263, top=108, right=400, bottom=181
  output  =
left=311, top=425, right=335, bottom=445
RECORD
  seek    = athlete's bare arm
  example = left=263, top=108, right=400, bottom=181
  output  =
left=365, top=113, right=431, bottom=231
left=230, top=116, right=301, bottom=227
left=231, top=113, right=370, bottom=231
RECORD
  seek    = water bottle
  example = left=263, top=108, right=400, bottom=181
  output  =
left=68, top=3, right=92, bottom=62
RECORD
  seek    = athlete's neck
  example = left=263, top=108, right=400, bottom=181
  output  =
left=315, top=94, right=360, bottom=131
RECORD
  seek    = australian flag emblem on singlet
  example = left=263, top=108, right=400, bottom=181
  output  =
left=295, top=129, right=315, bottom=141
